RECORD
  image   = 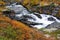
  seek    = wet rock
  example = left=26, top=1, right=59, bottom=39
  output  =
left=30, top=22, right=43, bottom=25
left=34, top=13, right=42, bottom=19
left=46, top=22, right=60, bottom=29
left=48, top=17, right=56, bottom=21
left=21, top=21, right=43, bottom=26
left=17, top=15, right=43, bottom=26
left=21, top=15, right=36, bottom=20
left=57, top=17, right=60, bottom=20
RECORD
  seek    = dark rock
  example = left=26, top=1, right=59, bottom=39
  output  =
left=3, top=11, right=11, bottom=16
left=48, top=17, right=56, bottom=21
left=34, top=14, right=42, bottom=19
left=29, top=22, right=43, bottom=25
left=2, top=10, right=15, bottom=19
left=20, top=15, right=36, bottom=21
left=57, top=17, right=60, bottom=20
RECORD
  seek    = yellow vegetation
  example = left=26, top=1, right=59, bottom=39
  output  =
left=23, top=0, right=30, bottom=5
left=0, top=1, right=6, bottom=5
left=40, top=0, right=52, bottom=6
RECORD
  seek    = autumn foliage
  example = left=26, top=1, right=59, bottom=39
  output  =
left=0, top=12, right=56, bottom=40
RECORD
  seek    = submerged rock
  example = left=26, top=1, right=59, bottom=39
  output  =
left=34, top=13, right=42, bottom=19
left=48, top=17, right=56, bottom=21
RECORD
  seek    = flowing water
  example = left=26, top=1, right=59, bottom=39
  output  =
left=5, top=3, right=60, bottom=29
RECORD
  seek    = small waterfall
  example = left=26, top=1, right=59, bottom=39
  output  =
left=5, top=3, right=60, bottom=29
